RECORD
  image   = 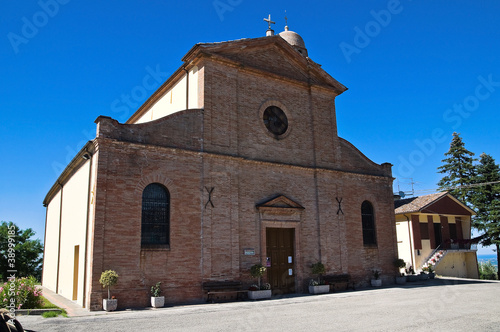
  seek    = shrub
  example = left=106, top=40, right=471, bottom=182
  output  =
left=99, top=270, right=119, bottom=299
left=479, top=261, right=498, bottom=280
left=151, top=282, right=162, bottom=297
left=0, top=276, right=43, bottom=310
left=311, top=262, right=326, bottom=276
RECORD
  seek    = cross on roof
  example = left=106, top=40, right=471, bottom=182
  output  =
left=263, top=14, right=275, bottom=30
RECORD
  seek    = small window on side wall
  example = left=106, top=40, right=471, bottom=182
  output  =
left=141, top=183, right=170, bottom=248
left=361, top=201, right=377, bottom=246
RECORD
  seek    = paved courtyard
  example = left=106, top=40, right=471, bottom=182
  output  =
left=17, top=278, right=500, bottom=332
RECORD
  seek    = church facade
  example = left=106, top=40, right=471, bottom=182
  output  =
left=42, top=25, right=397, bottom=310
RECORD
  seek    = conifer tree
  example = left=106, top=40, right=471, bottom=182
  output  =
left=470, top=153, right=500, bottom=279
left=437, top=132, right=476, bottom=202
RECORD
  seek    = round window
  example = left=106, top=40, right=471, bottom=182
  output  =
left=263, top=106, right=288, bottom=137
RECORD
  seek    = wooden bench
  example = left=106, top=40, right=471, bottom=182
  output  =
left=323, top=274, right=355, bottom=291
left=202, top=281, right=248, bottom=303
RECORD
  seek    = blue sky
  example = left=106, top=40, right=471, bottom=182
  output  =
left=1, top=1, right=499, bottom=255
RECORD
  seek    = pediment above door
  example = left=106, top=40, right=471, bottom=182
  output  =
left=257, top=195, right=304, bottom=222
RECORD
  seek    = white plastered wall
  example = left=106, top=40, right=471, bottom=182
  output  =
left=134, top=66, right=199, bottom=124
left=436, top=251, right=478, bottom=278
left=395, top=215, right=412, bottom=269
left=42, top=190, right=62, bottom=291
left=57, top=160, right=91, bottom=306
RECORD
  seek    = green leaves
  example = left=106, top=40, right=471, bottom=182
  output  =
left=437, top=132, right=476, bottom=202
left=438, top=133, right=500, bottom=279
left=0, top=221, right=43, bottom=281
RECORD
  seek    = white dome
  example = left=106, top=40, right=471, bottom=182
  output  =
left=279, top=30, right=306, bottom=49
left=278, top=28, right=308, bottom=56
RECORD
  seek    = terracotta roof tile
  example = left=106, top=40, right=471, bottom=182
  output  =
left=394, top=192, right=448, bottom=214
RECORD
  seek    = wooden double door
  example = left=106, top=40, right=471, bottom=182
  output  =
left=266, top=228, right=295, bottom=294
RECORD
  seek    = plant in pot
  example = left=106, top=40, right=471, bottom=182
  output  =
left=150, top=282, right=165, bottom=308
left=371, top=269, right=382, bottom=287
left=427, top=264, right=435, bottom=279
left=99, top=270, right=119, bottom=311
left=309, top=262, right=329, bottom=294
left=248, top=263, right=272, bottom=300
left=420, top=266, right=430, bottom=280
left=406, top=266, right=419, bottom=282
left=394, top=258, right=407, bottom=285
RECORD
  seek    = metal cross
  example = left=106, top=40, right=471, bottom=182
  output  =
left=336, top=197, right=344, bottom=215
left=205, top=187, right=215, bottom=209
left=263, top=14, right=275, bottom=30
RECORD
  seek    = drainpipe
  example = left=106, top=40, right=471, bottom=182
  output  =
left=82, top=149, right=93, bottom=308
left=183, top=67, right=189, bottom=110
left=56, top=182, right=63, bottom=293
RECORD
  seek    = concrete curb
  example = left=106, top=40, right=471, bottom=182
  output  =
left=16, top=308, right=64, bottom=316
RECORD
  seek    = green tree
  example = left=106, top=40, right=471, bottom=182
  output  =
left=470, top=153, right=500, bottom=279
left=0, top=221, right=43, bottom=281
left=437, top=132, right=476, bottom=202
left=478, top=260, right=498, bottom=280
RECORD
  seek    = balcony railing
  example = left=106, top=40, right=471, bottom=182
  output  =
left=443, top=239, right=478, bottom=250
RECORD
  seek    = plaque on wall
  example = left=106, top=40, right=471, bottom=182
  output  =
left=243, top=249, right=255, bottom=256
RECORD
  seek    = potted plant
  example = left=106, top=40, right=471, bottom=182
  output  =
left=309, top=262, right=329, bottom=294
left=394, top=258, right=407, bottom=285
left=421, top=265, right=434, bottom=280
left=248, top=263, right=272, bottom=300
left=406, top=266, right=419, bottom=282
left=427, top=264, right=435, bottom=279
left=371, top=269, right=382, bottom=287
left=150, top=282, right=165, bottom=308
left=99, top=270, right=119, bottom=311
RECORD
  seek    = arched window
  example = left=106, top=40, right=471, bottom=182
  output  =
left=361, top=201, right=376, bottom=246
left=141, top=183, right=170, bottom=248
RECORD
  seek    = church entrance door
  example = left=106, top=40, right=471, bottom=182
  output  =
left=266, top=228, right=295, bottom=295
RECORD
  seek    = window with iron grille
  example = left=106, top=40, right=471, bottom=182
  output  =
left=141, top=183, right=170, bottom=248
left=361, top=201, right=377, bottom=246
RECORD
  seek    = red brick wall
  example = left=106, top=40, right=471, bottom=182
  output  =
left=84, top=43, right=396, bottom=309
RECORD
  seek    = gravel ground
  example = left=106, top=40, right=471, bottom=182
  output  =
left=17, top=278, right=500, bottom=332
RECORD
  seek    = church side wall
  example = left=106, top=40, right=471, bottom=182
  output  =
left=57, top=160, right=91, bottom=306
left=334, top=173, right=397, bottom=285
left=42, top=190, right=62, bottom=292
left=88, top=138, right=204, bottom=309
left=134, top=66, right=199, bottom=124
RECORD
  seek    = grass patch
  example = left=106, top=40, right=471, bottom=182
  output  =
left=39, top=296, right=68, bottom=318
left=41, top=311, right=59, bottom=318
left=40, top=296, right=59, bottom=309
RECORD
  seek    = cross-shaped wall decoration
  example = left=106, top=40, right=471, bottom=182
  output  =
left=336, top=197, right=344, bottom=215
left=205, top=187, right=215, bottom=209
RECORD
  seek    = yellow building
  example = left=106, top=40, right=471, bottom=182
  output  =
left=395, top=192, right=479, bottom=279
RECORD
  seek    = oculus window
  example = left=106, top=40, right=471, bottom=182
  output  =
left=263, top=106, right=288, bottom=137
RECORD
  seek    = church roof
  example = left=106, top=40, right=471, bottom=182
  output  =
left=182, top=34, right=347, bottom=93
left=127, top=32, right=347, bottom=124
